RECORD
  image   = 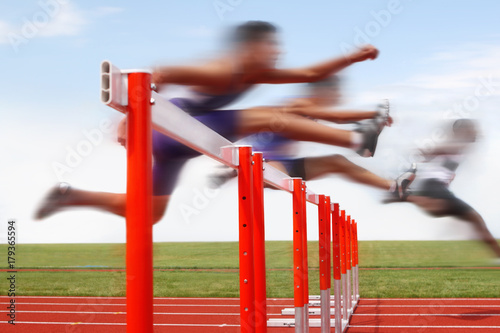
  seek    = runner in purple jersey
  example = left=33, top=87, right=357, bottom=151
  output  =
left=36, top=21, right=384, bottom=223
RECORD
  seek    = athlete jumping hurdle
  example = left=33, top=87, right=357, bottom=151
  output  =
left=35, top=21, right=383, bottom=222
left=390, top=119, right=500, bottom=259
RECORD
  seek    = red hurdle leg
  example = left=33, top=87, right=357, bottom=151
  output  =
left=346, top=215, right=352, bottom=312
left=353, top=221, right=359, bottom=303
left=332, top=203, right=342, bottom=333
left=301, top=182, right=310, bottom=333
left=238, top=146, right=256, bottom=333
left=318, top=195, right=330, bottom=332
left=292, top=178, right=306, bottom=332
left=252, top=152, right=267, bottom=333
left=339, top=210, right=348, bottom=320
left=325, top=196, right=331, bottom=293
left=126, top=72, right=154, bottom=333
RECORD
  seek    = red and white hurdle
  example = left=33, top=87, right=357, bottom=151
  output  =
left=100, top=62, right=360, bottom=333
left=268, top=201, right=360, bottom=332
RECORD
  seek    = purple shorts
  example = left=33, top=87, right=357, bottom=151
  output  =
left=152, top=98, right=240, bottom=195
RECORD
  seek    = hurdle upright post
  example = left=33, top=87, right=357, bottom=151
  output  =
left=292, top=178, right=306, bottom=333
left=317, top=195, right=330, bottom=332
left=345, top=215, right=353, bottom=313
left=353, top=221, right=359, bottom=303
left=252, top=152, right=267, bottom=333
left=301, top=182, right=310, bottom=333
left=324, top=196, right=331, bottom=294
left=238, top=146, right=256, bottom=333
left=339, top=210, right=348, bottom=321
left=332, top=203, right=342, bottom=333
left=126, top=72, right=154, bottom=333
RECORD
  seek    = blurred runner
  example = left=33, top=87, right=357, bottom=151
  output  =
left=35, top=21, right=381, bottom=223
left=393, top=119, right=500, bottom=258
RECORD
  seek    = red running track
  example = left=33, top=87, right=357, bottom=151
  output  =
left=0, top=296, right=499, bottom=332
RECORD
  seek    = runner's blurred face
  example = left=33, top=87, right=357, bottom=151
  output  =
left=455, top=124, right=478, bottom=143
left=240, top=32, right=280, bottom=70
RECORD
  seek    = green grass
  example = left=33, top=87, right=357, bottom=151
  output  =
left=360, top=269, right=500, bottom=298
left=359, top=240, right=495, bottom=268
left=0, top=241, right=498, bottom=298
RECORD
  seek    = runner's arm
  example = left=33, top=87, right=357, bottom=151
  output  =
left=152, top=64, right=231, bottom=88
left=257, top=45, right=379, bottom=84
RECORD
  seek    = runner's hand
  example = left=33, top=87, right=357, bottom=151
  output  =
left=117, top=117, right=127, bottom=147
left=350, top=45, right=379, bottom=63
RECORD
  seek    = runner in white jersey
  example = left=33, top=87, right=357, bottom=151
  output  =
left=400, top=119, right=500, bottom=259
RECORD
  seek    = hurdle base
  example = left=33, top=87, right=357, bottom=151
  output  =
left=281, top=307, right=354, bottom=317
left=308, top=300, right=347, bottom=307
left=267, top=318, right=349, bottom=330
left=308, top=297, right=359, bottom=309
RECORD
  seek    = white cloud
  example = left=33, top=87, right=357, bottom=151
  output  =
left=38, top=2, right=86, bottom=37
left=0, top=3, right=126, bottom=47
left=0, top=20, right=11, bottom=44
left=354, top=42, right=500, bottom=108
left=405, top=43, right=500, bottom=93
left=0, top=1, right=86, bottom=46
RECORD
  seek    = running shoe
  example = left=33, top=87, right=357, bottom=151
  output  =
left=355, top=99, right=391, bottom=157
left=385, top=163, right=417, bottom=202
left=34, top=183, right=71, bottom=220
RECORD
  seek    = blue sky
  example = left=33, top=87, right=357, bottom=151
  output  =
left=1, top=0, right=500, bottom=245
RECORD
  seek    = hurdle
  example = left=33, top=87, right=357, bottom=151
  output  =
left=268, top=201, right=360, bottom=331
left=100, top=62, right=359, bottom=333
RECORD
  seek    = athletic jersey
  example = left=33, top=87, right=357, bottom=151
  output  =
left=242, top=132, right=298, bottom=161
left=152, top=71, right=250, bottom=196
left=415, top=143, right=469, bottom=186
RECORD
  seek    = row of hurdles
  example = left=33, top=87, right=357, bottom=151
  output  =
left=100, top=61, right=359, bottom=333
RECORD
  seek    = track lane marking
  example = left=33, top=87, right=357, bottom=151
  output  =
left=353, top=313, right=500, bottom=316
left=0, top=301, right=286, bottom=307
left=358, top=305, right=500, bottom=308
left=0, top=321, right=240, bottom=327
left=12, top=310, right=241, bottom=315
left=349, top=325, right=500, bottom=328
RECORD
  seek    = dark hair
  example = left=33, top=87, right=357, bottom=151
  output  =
left=308, top=75, right=341, bottom=89
left=452, top=118, right=475, bottom=133
left=232, top=21, right=278, bottom=44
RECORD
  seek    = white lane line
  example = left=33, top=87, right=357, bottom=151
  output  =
left=361, top=297, right=500, bottom=302
left=0, top=301, right=285, bottom=308
left=357, top=298, right=500, bottom=301
left=0, top=321, right=240, bottom=327
left=349, top=325, right=500, bottom=329
left=2, top=296, right=498, bottom=301
left=0, top=296, right=293, bottom=301
left=0, top=302, right=236, bottom=307
left=353, top=313, right=500, bottom=316
left=358, top=305, right=500, bottom=308
left=13, top=310, right=240, bottom=315
left=0, top=296, right=229, bottom=301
